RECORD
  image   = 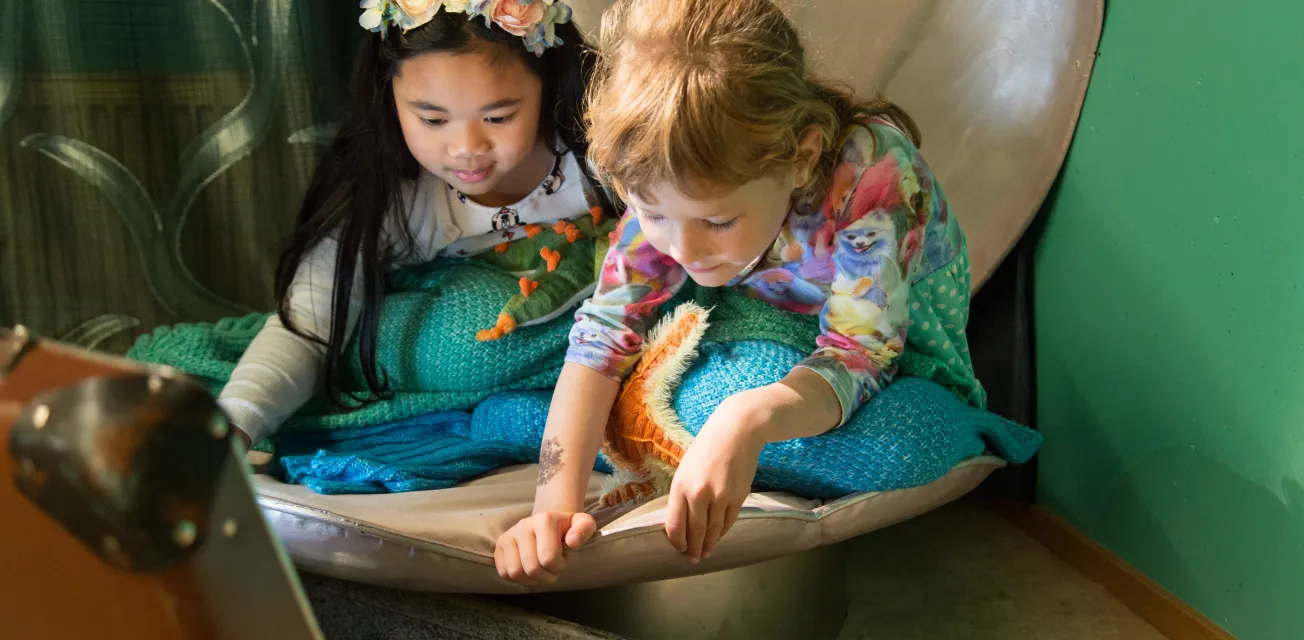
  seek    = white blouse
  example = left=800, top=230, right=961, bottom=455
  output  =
left=217, top=151, right=595, bottom=443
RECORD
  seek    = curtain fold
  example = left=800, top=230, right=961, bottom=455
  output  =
left=0, top=0, right=358, bottom=352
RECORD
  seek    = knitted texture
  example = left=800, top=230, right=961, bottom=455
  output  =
left=126, top=257, right=1019, bottom=499
left=592, top=299, right=1032, bottom=504
left=125, top=261, right=850, bottom=436
left=276, top=392, right=613, bottom=494
left=673, top=281, right=987, bottom=408
left=289, top=357, right=1040, bottom=499
left=128, top=261, right=573, bottom=433
left=278, top=412, right=524, bottom=494
left=671, top=343, right=1038, bottom=497
left=270, top=296, right=1038, bottom=499
left=676, top=284, right=820, bottom=353
left=484, top=342, right=1037, bottom=499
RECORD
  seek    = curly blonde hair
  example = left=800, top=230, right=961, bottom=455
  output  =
left=585, top=0, right=919, bottom=204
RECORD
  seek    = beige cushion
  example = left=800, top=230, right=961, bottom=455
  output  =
left=254, top=457, right=1001, bottom=593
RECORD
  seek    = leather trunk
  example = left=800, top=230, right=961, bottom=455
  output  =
left=0, top=326, right=321, bottom=640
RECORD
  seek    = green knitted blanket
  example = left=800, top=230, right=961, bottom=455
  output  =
left=127, top=260, right=818, bottom=434
left=127, top=259, right=970, bottom=436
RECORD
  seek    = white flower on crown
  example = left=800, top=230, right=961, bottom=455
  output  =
left=359, top=0, right=385, bottom=31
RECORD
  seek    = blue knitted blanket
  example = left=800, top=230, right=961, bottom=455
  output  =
left=278, top=402, right=617, bottom=494
left=280, top=342, right=1041, bottom=499
left=127, top=258, right=1041, bottom=498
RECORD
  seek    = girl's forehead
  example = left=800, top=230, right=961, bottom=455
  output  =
left=393, top=48, right=539, bottom=107
left=631, top=176, right=787, bottom=217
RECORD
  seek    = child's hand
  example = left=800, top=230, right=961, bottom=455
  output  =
left=494, top=512, right=597, bottom=586
left=665, top=394, right=765, bottom=564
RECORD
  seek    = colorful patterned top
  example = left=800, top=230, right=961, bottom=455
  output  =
left=566, top=118, right=979, bottom=425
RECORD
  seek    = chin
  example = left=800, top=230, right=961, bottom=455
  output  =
left=444, top=174, right=500, bottom=195
left=684, top=267, right=741, bottom=288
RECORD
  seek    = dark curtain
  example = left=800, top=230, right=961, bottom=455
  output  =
left=0, top=0, right=360, bottom=352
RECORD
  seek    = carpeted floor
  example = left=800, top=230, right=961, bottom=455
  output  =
left=835, top=499, right=1166, bottom=639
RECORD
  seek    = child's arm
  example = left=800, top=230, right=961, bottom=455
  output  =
left=660, top=366, right=843, bottom=564
left=221, top=187, right=438, bottom=445
left=491, top=362, right=620, bottom=587
left=218, top=236, right=360, bottom=445
left=669, top=124, right=932, bottom=562
left=794, top=125, right=927, bottom=426
left=495, top=213, right=686, bottom=585
left=532, top=362, right=621, bottom=513
left=744, top=367, right=845, bottom=441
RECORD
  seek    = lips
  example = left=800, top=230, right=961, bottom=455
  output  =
left=452, top=165, right=494, bottom=184
left=684, top=263, right=720, bottom=275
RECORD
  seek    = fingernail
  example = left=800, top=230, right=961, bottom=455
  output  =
left=688, top=556, right=699, bottom=565
left=703, top=551, right=712, bottom=560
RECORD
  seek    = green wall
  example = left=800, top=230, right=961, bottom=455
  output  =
left=1034, top=1, right=1304, bottom=638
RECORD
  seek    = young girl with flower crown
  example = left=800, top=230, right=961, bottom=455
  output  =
left=218, top=0, right=615, bottom=448
left=495, top=0, right=983, bottom=585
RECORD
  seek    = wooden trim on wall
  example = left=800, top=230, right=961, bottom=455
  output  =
left=988, top=500, right=1236, bottom=640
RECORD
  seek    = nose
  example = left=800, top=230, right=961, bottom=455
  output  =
left=667, top=227, right=711, bottom=266
left=447, top=122, right=490, bottom=159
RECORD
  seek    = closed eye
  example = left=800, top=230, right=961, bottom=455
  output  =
left=421, top=117, right=447, bottom=127
left=707, top=218, right=739, bottom=231
left=486, top=113, right=517, bottom=125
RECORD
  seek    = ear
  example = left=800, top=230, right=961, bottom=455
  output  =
left=792, top=125, right=825, bottom=190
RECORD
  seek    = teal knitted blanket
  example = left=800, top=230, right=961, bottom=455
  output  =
left=127, top=259, right=979, bottom=435
left=129, top=261, right=570, bottom=433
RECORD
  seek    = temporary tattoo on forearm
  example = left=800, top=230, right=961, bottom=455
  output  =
left=537, top=437, right=564, bottom=486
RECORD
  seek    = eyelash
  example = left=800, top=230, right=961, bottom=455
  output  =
left=420, top=114, right=516, bottom=127
left=641, top=213, right=739, bottom=232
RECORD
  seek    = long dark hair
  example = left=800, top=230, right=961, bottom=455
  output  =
left=276, top=13, right=612, bottom=408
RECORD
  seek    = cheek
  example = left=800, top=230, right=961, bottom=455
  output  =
left=639, top=222, right=673, bottom=254
left=501, top=108, right=543, bottom=157
left=734, top=211, right=787, bottom=257
left=398, top=117, right=440, bottom=161
left=504, top=123, right=535, bottom=156
left=639, top=218, right=700, bottom=259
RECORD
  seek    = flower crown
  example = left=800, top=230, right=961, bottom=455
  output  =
left=359, top=0, right=574, bottom=56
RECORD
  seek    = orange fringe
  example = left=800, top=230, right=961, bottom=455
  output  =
left=540, top=247, right=561, bottom=272
left=475, top=313, right=518, bottom=342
